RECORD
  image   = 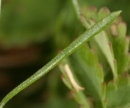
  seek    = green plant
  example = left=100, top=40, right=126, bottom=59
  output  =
left=59, top=4, right=130, bottom=108
left=0, top=0, right=122, bottom=108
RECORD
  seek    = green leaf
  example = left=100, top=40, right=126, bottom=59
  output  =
left=106, top=74, right=130, bottom=108
left=109, top=22, right=130, bottom=74
left=89, top=29, right=117, bottom=80
left=68, top=43, right=105, bottom=108
left=98, top=7, right=110, bottom=21
left=0, top=11, right=121, bottom=108
left=80, top=7, right=118, bottom=80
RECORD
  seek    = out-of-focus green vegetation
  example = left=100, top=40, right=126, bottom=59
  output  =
left=1, top=0, right=64, bottom=47
left=1, top=0, right=130, bottom=48
left=0, top=0, right=130, bottom=108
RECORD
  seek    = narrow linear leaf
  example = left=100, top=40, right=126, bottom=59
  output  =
left=0, top=11, right=121, bottom=108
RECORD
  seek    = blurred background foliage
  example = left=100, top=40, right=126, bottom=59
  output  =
left=0, top=0, right=130, bottom=108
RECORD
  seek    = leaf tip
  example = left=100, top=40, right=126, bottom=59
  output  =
left=113, top=10, right=122, bottom=16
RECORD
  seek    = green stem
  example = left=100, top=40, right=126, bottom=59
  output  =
left=71, top=0, right=81, bottom=19
left=0, top=11, right=121, bottom=108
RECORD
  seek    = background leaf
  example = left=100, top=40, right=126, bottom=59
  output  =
left=106, top=74, right=130, bottom=108
left=64, top=44, right=105, bottom=108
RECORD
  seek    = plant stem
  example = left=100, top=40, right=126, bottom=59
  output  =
left=0, top=11, right=121, bottom=108
left=71, top=0, right=81, bottom=19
